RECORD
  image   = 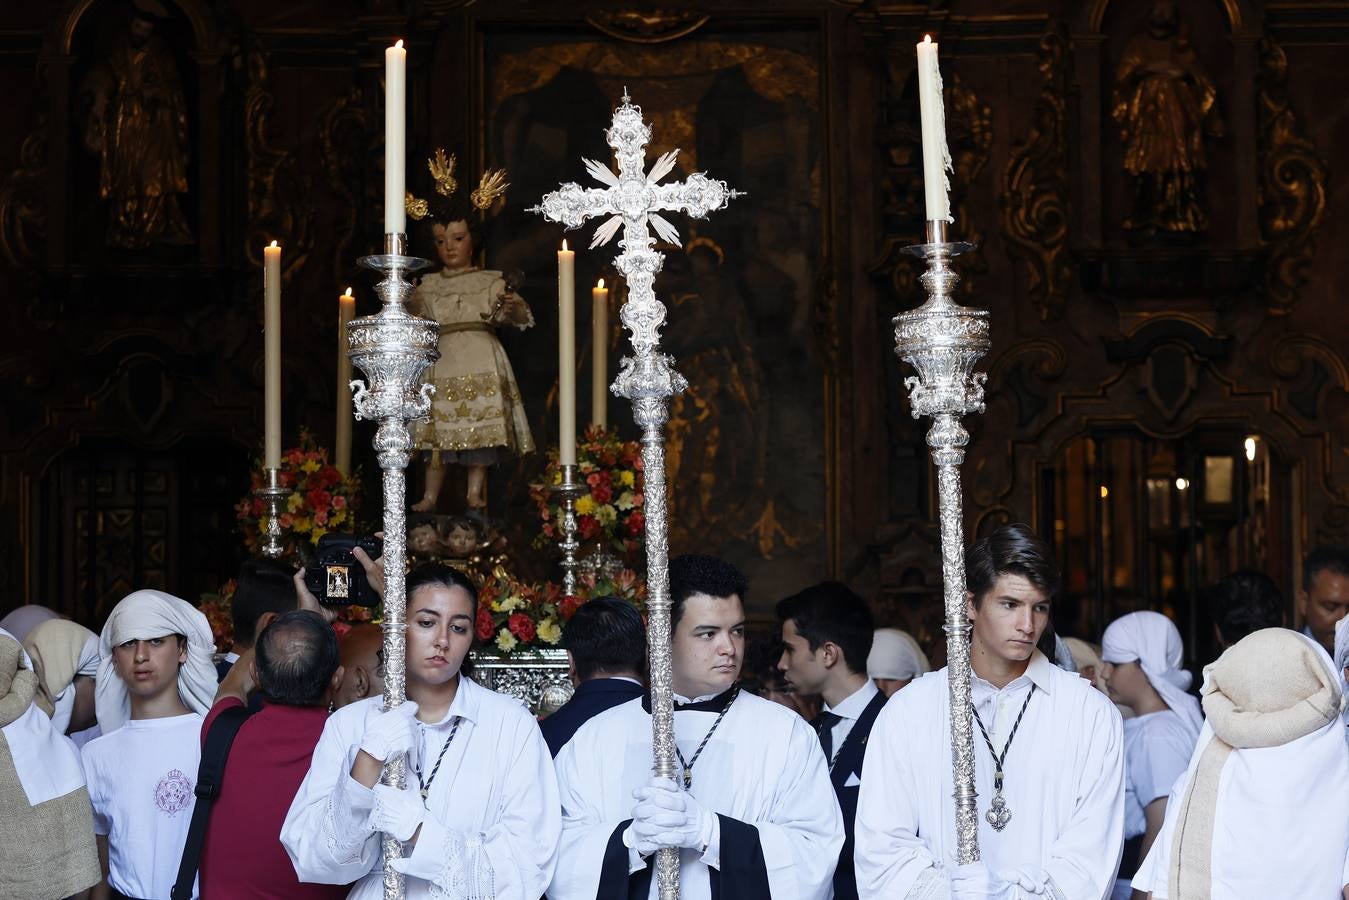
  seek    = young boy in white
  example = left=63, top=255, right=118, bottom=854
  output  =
left=81, top=589, right=218, bottom=900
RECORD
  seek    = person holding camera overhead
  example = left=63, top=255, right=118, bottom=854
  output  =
left=282, top=562, right=560, bottom=898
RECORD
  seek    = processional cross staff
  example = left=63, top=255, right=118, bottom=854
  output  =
left=534, top=91, right=739, bottom=899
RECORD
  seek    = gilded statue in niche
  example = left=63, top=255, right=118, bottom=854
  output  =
left=80, top=0, right=192, bottom=250
left=1111, top=0, right=1224, bottom=235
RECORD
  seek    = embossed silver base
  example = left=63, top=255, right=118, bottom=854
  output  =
left=894, top=218, right=990, bottom=865
left=255, top=466, right=289, bottom=559
left=552, top=463, right=586, bottom=596
left=349, top=232, right=440, bottom=900
left=470, top=648, right=574, bottom=715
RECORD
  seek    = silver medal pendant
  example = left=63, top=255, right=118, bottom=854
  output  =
left=985, top=792, right=1012, bottom=831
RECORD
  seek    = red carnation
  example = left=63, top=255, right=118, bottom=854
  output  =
left=579, top=516, right=602, bottom=540
left=475, top=606, right=495, bottom=641
left=560, top=595, right=583, bottom=620
left=306, top=488, right=332, bottom=513
left=627, top=511, right=645, bottom=535
left=586, top=471, right=602, bottom=488
left=508, top=613, right=537, bottom=643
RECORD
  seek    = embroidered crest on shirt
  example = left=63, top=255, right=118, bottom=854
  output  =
left=155, top=768, right=194, bottom=816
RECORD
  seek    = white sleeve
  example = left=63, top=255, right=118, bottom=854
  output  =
left=1131, top=769, right=1189, bottom=899
left=80, top=743, right=110, bottom=836
left=751, top=713, right=845, bottom=899
left=546, top=729, right=635, bottom=899
left=854, top=695, right=946, bottom=898
left=398, top=714, right=560, bottom=899
left=280, top=715, right=380, bottom=884
left=1024, top=698, right=1126, bottom=900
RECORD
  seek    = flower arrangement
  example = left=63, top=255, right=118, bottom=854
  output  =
left=199, top=580, right=237, bottom=655
left=235, top=429, right=363, bottom=552
left=475, top=566, right=647, bottom=656
left=530, top=425, right=645, bottom=555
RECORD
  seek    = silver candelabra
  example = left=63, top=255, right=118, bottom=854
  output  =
left=535, top=92, right=737, bottom=898
left=347, top=232, right=439, bottom=900
left=895, top=218, right=990, bottom=864
left=551, top=463, right=585, bottom=596
left=255, top=466, right=289, bottom=558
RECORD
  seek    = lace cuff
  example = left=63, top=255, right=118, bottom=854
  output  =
left=403, top=815, right=497, bottom=899
left=323, top=767, right=376, bottom=867
left=908, top=867, right=953, bottom=900
left=1039, top=876, right=1067, bottom=900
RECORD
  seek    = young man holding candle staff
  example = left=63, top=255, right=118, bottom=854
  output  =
left=548, top=554, right=844, bottom=900
left=854, top=524, right=1124, bottom=900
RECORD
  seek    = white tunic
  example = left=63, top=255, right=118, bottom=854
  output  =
left=281, top=676, right=559, bottom=899
left=547, top=691, right=844, bottom=900
left=855, top=650, right=1124, bottom=900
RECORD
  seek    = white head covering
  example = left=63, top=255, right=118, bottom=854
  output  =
left=1134, top=629, right=1349, bottom=899
left=94, top=590, right=217, bottom=733
left=867, top=628, right=930, bottom=681
left=0, top=606, right=60, bottom=643
left=1102, top=610, right=1203, bottom=736
left=1064, top=636, right=1135, bottom=720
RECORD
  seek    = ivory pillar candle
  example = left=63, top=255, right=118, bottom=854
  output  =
left=591, top=278, right=609, bottom=429
left=384, top=39, right=407, bottom=235
left=263, top=241, right=282, bottom=469
left=335, top=287, right=355, bottom=475
left=916, top=34, right=952, bottom=224
left=558, top=240, right=577, bottom=465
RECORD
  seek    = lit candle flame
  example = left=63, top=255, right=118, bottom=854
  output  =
left=344, top=286, right=353, bottom=296
left=923, top=34, right=933, bottom=44
left=394, top=39, right=403, bottom=49
left=269, top=240, right=278, bottom=248
left=562, top=239, right=569, bottom=252
left=598, top=278, right=605, bottom=289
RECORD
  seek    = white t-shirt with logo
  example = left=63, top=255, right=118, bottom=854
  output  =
left=82, top=712, right=204, bottom=899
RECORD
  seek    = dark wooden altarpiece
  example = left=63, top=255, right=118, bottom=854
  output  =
left=0, top=1, right=1344, bottom=669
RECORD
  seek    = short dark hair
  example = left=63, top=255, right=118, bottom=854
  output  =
left=254, top=610, right=339, bottom=707
left=406, top=563, right=479, bottom=676
left=775, top=582, right=875, bottom=673
left=232, top=559, right=298, bottom=648
left=967, top=523, right=1061, bottom=607
left=1304, top=545, right=1349, bottom=594
left=669, top=554, right=747, bottom=630
left=1208, top=570, right=1284, bottom=645
left=563, top=597, right=647, bottom=681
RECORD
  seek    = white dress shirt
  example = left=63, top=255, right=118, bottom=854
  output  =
left=855, top=650, right=1125, bottom=900
left=821, top=679, right=880, bottom=764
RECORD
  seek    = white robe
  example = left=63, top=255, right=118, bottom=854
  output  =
left=281, top=676, right=559, bottom=899
left=547, top=691, right=844, bottom=900
left=855, top=650, right=1125, bottom=900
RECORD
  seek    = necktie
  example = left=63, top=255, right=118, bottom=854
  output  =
left=816, top=711, right=842, bottom=760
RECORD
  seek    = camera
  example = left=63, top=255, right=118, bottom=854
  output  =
left=304, top=533, right=384, bottom=607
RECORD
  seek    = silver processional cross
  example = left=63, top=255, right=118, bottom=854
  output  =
left=534, top=91, right=738, bottom=900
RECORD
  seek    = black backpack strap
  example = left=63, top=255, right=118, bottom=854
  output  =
left=171, top=704, right=252, bottom=900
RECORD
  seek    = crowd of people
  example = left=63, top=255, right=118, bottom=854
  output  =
left=1, top=529, right=1348, bottom=899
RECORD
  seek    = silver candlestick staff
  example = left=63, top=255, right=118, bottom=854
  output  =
left=255, top=466, right=289, bottom=558
left=895, top=218, right=990, bottom=863
left=347, top=232, right=439, bottom=900
left=552, top=463, right=585, bottom=595
left=534, top=91, right=737, bottom=899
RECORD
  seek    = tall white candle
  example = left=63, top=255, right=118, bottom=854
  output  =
left=558, top=241, right=577, bottom=466
left=335, top=287, right=355, bottom=475
left=263, top=241, right=282, bottom=469
left=384, top=39, right=407, bottom=235
left=916, top=34, right=952, bottom=224
left=592, top=278, right=609, bottom=429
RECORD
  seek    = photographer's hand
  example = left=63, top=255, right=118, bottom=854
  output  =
left=293, top=567, right=340, bottom=624
left=215, top=644, right=257, bottom=706
left=353, top=539, right=386, bottom=601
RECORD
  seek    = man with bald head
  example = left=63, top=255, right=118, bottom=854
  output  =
left=334, top=622, right=385, bottom=709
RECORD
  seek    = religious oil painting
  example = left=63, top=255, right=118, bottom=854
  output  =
left=484, top=29, right=827, bottom=603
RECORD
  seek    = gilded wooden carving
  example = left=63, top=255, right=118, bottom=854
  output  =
left=1001, top=27, right=1071, bottom=321
left=0, top=125, right=46, bottom=269
left=1258, top=37, right=1327, bottom=316
left=318, top=87, right=370, bottom=287
left=585, top=9, right=710, bottom=44
left=244, top=49, right=310, bottom=276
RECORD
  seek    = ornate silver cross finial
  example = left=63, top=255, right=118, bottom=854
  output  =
left=533, top=94, right=739, bottom=900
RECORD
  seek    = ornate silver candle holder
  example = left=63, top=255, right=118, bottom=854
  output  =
left=551, top=463, right=585, bottom=596
left=255, top=466, right=289, bottom=558
left=895, top=218, right=990, bottom=864
left=347, top=232, right=439, bottom=899
left=535, top=92, right=737, bottom=898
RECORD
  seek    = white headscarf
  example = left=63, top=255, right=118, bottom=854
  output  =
left=1135, top=629, right=1349, bottom=899
left=0, top=606, right=59, bottom=643
left=867, top=628, right=930, bottom=681
left=1102, top=610, right=1203, bottom=736
left=1333, top=614, right=1349, bottom=725
left=94, top=590, right=217, bottom=733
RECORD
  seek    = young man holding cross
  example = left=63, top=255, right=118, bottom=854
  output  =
left=547, top=554, right=843, bottom=900
left=855, top=524, right=1124, bottom=900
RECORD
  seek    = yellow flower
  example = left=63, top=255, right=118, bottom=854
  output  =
left=287, top=492, right=305, bottom=513
left=494, top=628, right=518, bottom=653
left=330, top=509, right=347, bottom=526
left=616, top=491, right=635, bottom=511
left=620, top=470, right=635, bottom=487
left=575, top=495, right=596, bottom=515
left=311, top=526, right=327, bottom=542
left=301, top=459, right=321, bottom=473
left=499, top=594, right=525, bottom=613
left=491, top=598, right=504, bottom=613
left=595, top=505, right=617, bottom=526
left=537, top=618, right=562, bottom=645
left=292, top=516, right=312, bottom=533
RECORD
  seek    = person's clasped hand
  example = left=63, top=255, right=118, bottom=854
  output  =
left=624, top=776, right=714, bottom=855
left=360, top=701, right=419, bottom=766
left=369, top=781, right=425, bottom=842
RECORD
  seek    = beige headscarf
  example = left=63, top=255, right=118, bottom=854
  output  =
left=1161, top=628, right=1348, bottom=899
left=0, top=631, right=100, bottom=898
left=23, top=620, right=99, bottom=735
